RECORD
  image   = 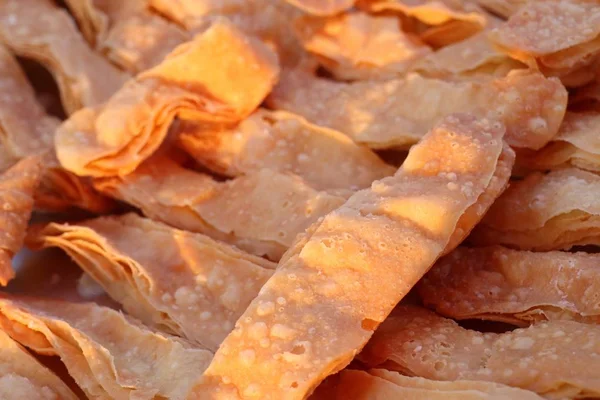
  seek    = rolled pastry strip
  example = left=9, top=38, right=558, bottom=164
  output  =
left=420, top=245, right=600, bottom=325
left=55, top=19, right=280, bottom=177
left=178, top=109, right=395, bottom=191
left=0, top=294, right=213, bottom=400
left=521, top=112, right=600, bottom=173
left=0, top=0, right=128, bottom=115
left=27, top=213, right=276, bottom=351
left=359, top=305, right=600, bottom=399
left=471, top=168, right=600, bottom=250
left=187, top=114, right=511, bottom=400
left=355, top=0, right=488, bottom=48
left=312, top=368, right=544, bottom=400
left=294, top=11, right=432, bottom=81
left=0, top=156, right=43, bottom=286
left=267, top=67, right=567, bottom=150
left=63, top=0, right=190, bottom=73
left=489, top=1, right=600, bottom=87
left=0, top=328, right=79, bottom=400
left=93, top=157, right=347, bottom=260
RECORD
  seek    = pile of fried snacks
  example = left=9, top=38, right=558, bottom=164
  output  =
left=2, top=0, right=600, bottom=399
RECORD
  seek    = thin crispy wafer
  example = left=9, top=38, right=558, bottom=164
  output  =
left=313, top=369, right=544, bottom=400
left=0, top=328, right=79, bottom=400
left=359, top=305, right=600, bottom=399
left=411, top=31, right=524, bottom=79
left=0, top=295, right=213, bottom=400
left=294, top=11, right=431, bottom=80
left=0, top=0, right=128, bottom=115
left=356, top=0, right=487, bottom=47
left=187, top=115, right=507, bottom=399
left=268, top=67, right=567, bottom=149
left=285, top=0, right=354, bottom=16
left=489, top=1, right=600, bottom=87
left=0, top=156, right=43, bottom=286
left=149, top=0, right=304, bottom=67
left=471, top=168, right=600, bottom=250
left=521, top=112, right=600, bottom=173
left=63, top=0, right=190, bottom=73
left=27, top=213, right=275, bottom=351
left=420, top=246, right=600, bottom=325
left=93, top=157, right=347, bottom=260
left=178, top=110, right=395, bottom=191
left=55, top=19, right=279, bottom=178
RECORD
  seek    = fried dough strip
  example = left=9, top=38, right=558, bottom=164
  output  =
left=285, top=0, right=354, bottom=16
left=0, top=0, right=128, bottom=115
left=0, top=157, right=43, bottom=286
left=187, top=115, right=507, bottom=399
left=420, top=246, right=600, bottom=325
left=27, top=213, right=276, bottom=351
left=56, top=19, right=279, bottom=177
left=472, top=168, right=600, bottom=250
left=489, top=1, right=600, bottom=87
left=0, top=328, right=79, bottom=400
left=93, top=157, right=347, bottom=260
left=312, top=369, right=544, bottom=400
left=359, top=305, right=600, bottom=399
left=294, top=11, right=432, bottom=80
left=178, top=110, right=395, bottom=191
left=0, top=295, right=213, bottom=400
left=149, top=0, right=304, bottom=67
left=63, top=0, right=190, bottom=73
left=521, top=112, right=600, bottom=173
left=474, top=0, right=528, bottom=18
left=268, top=68, right=566, bottom=150
left=0, top=44, right=114, bottom=212
left=356, top=0, right=487, bottom=47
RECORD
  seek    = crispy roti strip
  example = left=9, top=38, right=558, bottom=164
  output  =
left=521, top=112, right=600, bottom=173
left=284, top=0, right=354, bottom=16
left=0, top=156, right=43, bottom=286
left=356, top=0, right=487, bottom=47
left=0, top=0, right=128, bottom=115
left=411, top=31, right=524, bottom=79
left=420, top=246, right=600, bottom=325
left=55, top=19, right=279, bottom=177
left=294, top=11, right=431, bottom=80
left=149, top=0, right=304, bottom=67
left=27, top=213, right=276, bottom=351
left=0, top=44, right=114, bottom=212
left=187, top=115, right=506, bottom=399
left=474, top=0, right=528, bottom=18
left=489, top=1, right=600, bottom=87
left=472, top=168, right=600, bottom=250
left=0, top=328, right=79, bottom=400
left=312, top=369, right=544, bottom=400
left=0, top=295, right=213, bottom=400
left=359, top=305, right=600, bottom=399
left=268, top=67, right=567, bottom=149
left=93, top=157, right=347, bottom=260
left=63, top=0, right=190, bottom=73
left=178, top=110, right=395, bottom=191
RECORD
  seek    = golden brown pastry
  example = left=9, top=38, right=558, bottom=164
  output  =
left=313, top=369, right=544, bottom=400
left=178, top=110, right=395, bottom=191
left=93, top=157, right=347, bottom=260
left=27, top=213, right=276, bottom=351
left=420, top=246, right=600, bottom=325
left=55, top=19, right=280, bottom=177
left=268, top=67, right=567, bottom=149
left=359, top=305, right=600, bottom=399
left=63, top=0, right=190, bottom=73
left=285, top=0, right=354, bottom=15
left=186, top=114, right=510, bottom=399
left=0, top=328, right=79, bottom=400
left=0, top=294, right=213, bottom=400
left=0, top=0, right=128, bottom=115
left=471, top=168, right=600, bottom=250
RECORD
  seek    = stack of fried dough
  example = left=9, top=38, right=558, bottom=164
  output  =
left=1, top=0, right=600, bottom=399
